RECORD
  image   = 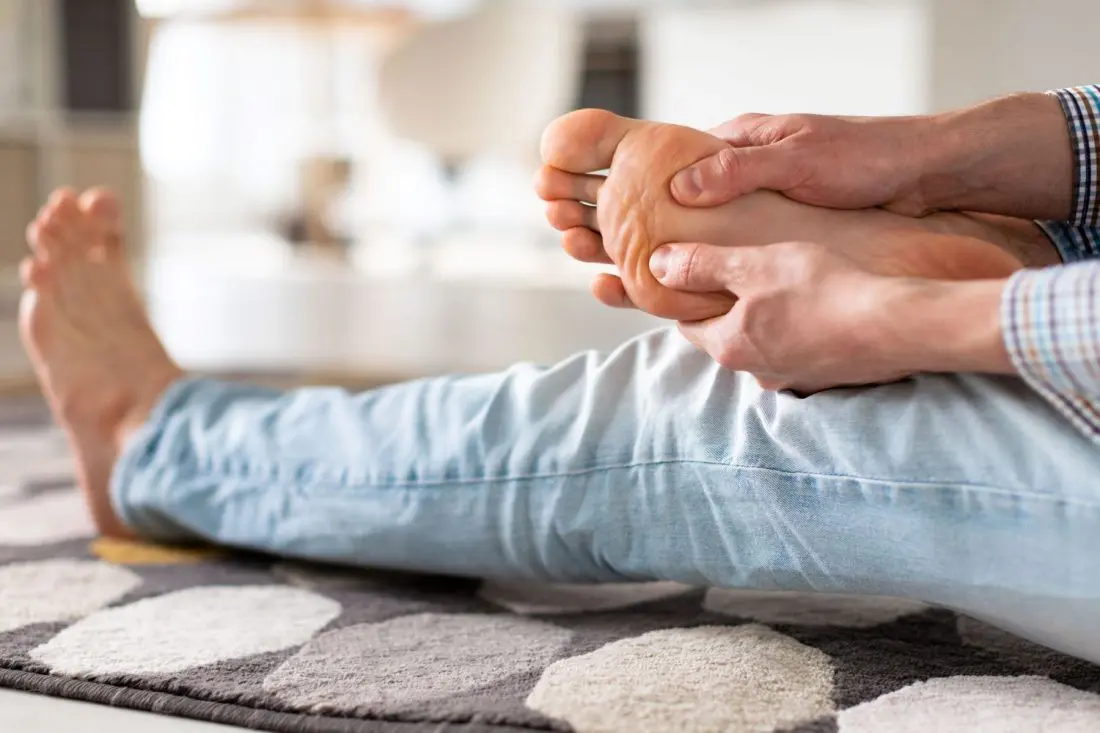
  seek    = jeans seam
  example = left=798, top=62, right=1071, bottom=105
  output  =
left=187, top=456, right=1096, bottom=509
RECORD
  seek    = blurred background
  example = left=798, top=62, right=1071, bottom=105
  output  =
left=1, top=0, right=1098, bottom=388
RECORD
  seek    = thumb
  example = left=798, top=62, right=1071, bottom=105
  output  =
left=671, top=145, right=792, bottom=208
left=650, top=243, right=737, bottom=293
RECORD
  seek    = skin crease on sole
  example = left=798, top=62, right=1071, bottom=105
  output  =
left=538, top=109, right=1028, bottom=322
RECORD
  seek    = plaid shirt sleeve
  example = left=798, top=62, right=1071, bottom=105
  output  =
left=1033, top=87, right=1100, bottom=262
left=1002, top=86, right=1100, bottom=442
left=1049, top=86, right=1100, bottom=228
left=1003, top=263, right=1100, bottom=441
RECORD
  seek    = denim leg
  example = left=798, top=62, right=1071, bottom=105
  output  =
left=111, top=328, right=1100, bottom=662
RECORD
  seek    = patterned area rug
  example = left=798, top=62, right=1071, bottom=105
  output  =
left=3, top=396, right=1100, bottom=732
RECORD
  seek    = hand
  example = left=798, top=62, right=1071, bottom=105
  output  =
left=649, top=241, right=1014, bottom=393
left=671, top=113, right=929, bottom=215
left=671, top=93, right=1073, bottom=222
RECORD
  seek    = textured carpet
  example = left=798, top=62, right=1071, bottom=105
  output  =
left=3, top=398, right=1100, bottom=732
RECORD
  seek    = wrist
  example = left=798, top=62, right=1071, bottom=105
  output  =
left=909, top=93, right=1073, bottom=220
left=865, top=277, right=1014, bottom=376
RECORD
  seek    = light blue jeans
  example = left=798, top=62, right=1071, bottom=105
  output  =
left=112, top=329, right=1100, bottom=662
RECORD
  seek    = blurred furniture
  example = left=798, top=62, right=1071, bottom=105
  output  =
left=377, top=0, right=583, bottom=176
left=0, top=0, right=147, bottom=387
left=0, top=0, right=146, bottom=274
left=137, top=0, right=416, bottom=248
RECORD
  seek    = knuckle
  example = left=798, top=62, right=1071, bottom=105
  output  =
left=711, top=147, right=742, bottom=181
left=714, top=338, right=745, bottom=372
left=678, top=246, right=702, bottom=285
left=753, top=114, right=801, bottom=145
left=667, top=244, right=705, bottom=288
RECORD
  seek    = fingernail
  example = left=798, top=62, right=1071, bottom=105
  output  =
left=650, top=247, right=672, bottom=281
left=671, top=167, right=702, bottom=200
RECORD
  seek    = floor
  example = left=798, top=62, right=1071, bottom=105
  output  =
left=0, top=319, right=237, bottom=733
left=0, top=689, right=243, bottom=732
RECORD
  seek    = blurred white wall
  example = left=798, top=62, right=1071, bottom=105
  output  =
left=641, top=0, right=931, bottom=127
left=641, top=0, right=1100, bottom=129
left=928, top=0, right=1100, bottom=110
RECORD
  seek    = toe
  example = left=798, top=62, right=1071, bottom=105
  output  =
left=25, top=220, right=41, bottom=255
left=48, top=187, right=79, bottom=210
left=534, top=166, right=605, bottom=203
left=80, top=188, right=122, bottom=233
left=44, top=188, right=81, bottom=249
left=48, top=188, right=80, bottom=224
left=27, top=219, right=65, bottom=262
left=541, top=108, right=636, bottom=174
left=80, top=188, right=124, bottom=255
left=561, top=227, right=611, bottom=265
left=19, top=256, right=50, bottom=289
left=590, top=273, right=635, bottom=309
left=545, top=201, right=598, bottom=233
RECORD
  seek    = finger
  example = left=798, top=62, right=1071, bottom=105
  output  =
left=561, top=227, right=612, bottom=265
left=650, top=242, right=758, bottom=294
left=590, top=273, right=636, bottom=309
left=708, top=112, right=770, bottom=144
left=678, top=317, right=748, bottom=373
left=671, top=143, right=798, bottom=207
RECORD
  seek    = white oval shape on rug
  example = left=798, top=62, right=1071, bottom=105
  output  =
left=0, top=490, right=95, bottom=546
left=0, top=430, right=73, bottom=485
left=264, top=612, right=573, bottom=710
left=838, top=676, right=1100, bottom=732
left=0, top=560, right=142, bottom=633
left=479, top=580, right=695, bottom=615
left=704, top=589, right=928, bottom=628
left=526, top=624, right=834, bottom=733
left=31, top=585, right=341, bottom=676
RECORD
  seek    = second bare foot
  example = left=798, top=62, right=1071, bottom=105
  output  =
left=21, top=188, right=183, bottom=537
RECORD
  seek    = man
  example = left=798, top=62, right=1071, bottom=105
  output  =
left=18, top=86, right=1100, bottom=667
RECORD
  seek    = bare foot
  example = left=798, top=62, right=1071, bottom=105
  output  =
left=536, top=109, right=1033, bottom=321
left=20, top=188, right=183, bottom=538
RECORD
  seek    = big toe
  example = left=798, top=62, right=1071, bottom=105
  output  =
left=47, top=189, right=82, bottom=240
left=79, top=188, right=124, bottom=253
left=541, top=109, right=637, bottom=174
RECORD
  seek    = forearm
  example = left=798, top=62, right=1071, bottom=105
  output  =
left=912, top=92, right=1075, bottom=221
left=866, top=277, right=1014, bottom=376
